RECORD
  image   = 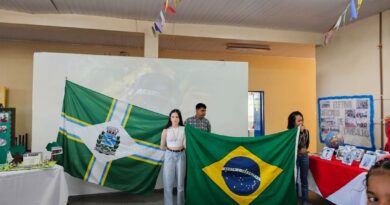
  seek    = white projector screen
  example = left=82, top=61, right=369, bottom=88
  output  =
left=32, top=52, right=248, bottom=195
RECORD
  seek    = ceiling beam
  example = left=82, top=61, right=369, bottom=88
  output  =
left=0, top=9, right=323, bottom=45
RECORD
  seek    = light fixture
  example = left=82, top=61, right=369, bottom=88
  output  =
left=226, top=43, right=271, bottom=51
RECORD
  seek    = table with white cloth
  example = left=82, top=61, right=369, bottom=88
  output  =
left=308, top=155, right=368, bottom=205
left=0, top=165, right=68, bottom=205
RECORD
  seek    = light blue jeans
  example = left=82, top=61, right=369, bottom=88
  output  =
left=163, top=150, right=186, bottom=205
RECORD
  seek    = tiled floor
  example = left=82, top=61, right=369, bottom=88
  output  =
left=68, top=190, right=335, bottom=205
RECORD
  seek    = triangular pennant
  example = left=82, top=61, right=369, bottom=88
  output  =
left=160, top=11, right=166, bottom=26
left=350, top=0, right=358, bottom=21
left=154, top=22, right=162, bottom=33
left=357, top=0, right=364, bottom=13
left=151, top=26, right=158, bottom=37
left=335, top=15, right=343, bottom=30
left=324, top=29, right=335, bottom=45
left=164, top=2, right=176, bottom=14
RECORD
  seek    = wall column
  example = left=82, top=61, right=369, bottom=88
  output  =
left=144, top=29, right=159, bottom=58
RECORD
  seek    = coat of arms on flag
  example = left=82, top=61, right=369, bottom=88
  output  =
left=57, top=80, right=168, bottom=193
left=95, top=126, right=120, bottom=155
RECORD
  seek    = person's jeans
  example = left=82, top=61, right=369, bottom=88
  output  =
left=163, top=150, right=186, bottom=205
left=296, top=154, right=309, bottom=203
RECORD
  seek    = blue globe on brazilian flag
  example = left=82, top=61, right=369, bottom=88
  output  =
left=185, top=126, right=299, bottom=205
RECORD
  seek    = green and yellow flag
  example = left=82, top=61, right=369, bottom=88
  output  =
left=185, top=125, right=299, bottom=205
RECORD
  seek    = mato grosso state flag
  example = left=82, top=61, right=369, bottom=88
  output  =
left=185, top=125, right=299, bottom=205
left=57, top=80, right=167, bottom=193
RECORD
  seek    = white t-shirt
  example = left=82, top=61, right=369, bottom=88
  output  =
left=166, top=126, right=185, bottom=148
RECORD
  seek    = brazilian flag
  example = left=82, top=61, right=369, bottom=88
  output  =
left=185, top=125, right=299, bottom=205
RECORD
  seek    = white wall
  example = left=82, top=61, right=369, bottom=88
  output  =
left=383, top=11, right=390, bottom=131
left=316, top=10, right=390, bottom=150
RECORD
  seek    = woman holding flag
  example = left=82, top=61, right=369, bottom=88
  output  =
left=160, top=109, right=186, bottom=205
left=288, top=111, right=310, bottom=205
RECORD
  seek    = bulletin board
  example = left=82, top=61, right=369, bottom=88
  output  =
left=318, top=95, right=374, bottom=150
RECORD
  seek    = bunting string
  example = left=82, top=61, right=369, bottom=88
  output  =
left=324, top=0, right=365, bottom=45
left=152, top=0, right=181, bottom=36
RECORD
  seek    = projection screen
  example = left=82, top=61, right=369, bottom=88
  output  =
left=32, top=52, right=248, bottom=195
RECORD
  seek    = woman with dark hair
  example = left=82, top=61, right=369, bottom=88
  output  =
left=366, top=156, right=390, bottom=204
left=160, top=109, right=186, bottom=205
left=287, top=111, right=310, bottom=205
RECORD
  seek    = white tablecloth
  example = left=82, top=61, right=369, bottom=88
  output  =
left=0, top=165, right=68, bottom=205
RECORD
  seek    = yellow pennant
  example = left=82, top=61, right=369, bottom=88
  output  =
left=165, top=0, right=169, bottom=12
left=357, top=0, right=363, bottom=13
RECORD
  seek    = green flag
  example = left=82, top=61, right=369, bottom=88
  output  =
left=185, top=125, right=298, bottom=205
left=57, top=80, right=167, bottom=193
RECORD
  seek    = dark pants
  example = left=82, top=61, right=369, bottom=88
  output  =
left=296, top=154, right=309, bottom=203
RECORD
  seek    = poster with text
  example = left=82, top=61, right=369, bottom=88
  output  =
left=318, top=95, right=374, bottom=150
left=0, top=109, right=14, bottom=164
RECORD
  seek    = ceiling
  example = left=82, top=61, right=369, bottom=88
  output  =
left=0, top=0, right=387, bottom=58
left=0, top=0, right=389, bottom=33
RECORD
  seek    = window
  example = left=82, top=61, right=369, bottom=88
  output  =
left=248, top=91, right=264, bottom=137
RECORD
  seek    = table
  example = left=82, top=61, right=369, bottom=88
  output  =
left=0, top=165, right=68, bottom=205
left=308, top=155, right=367, bottom=205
